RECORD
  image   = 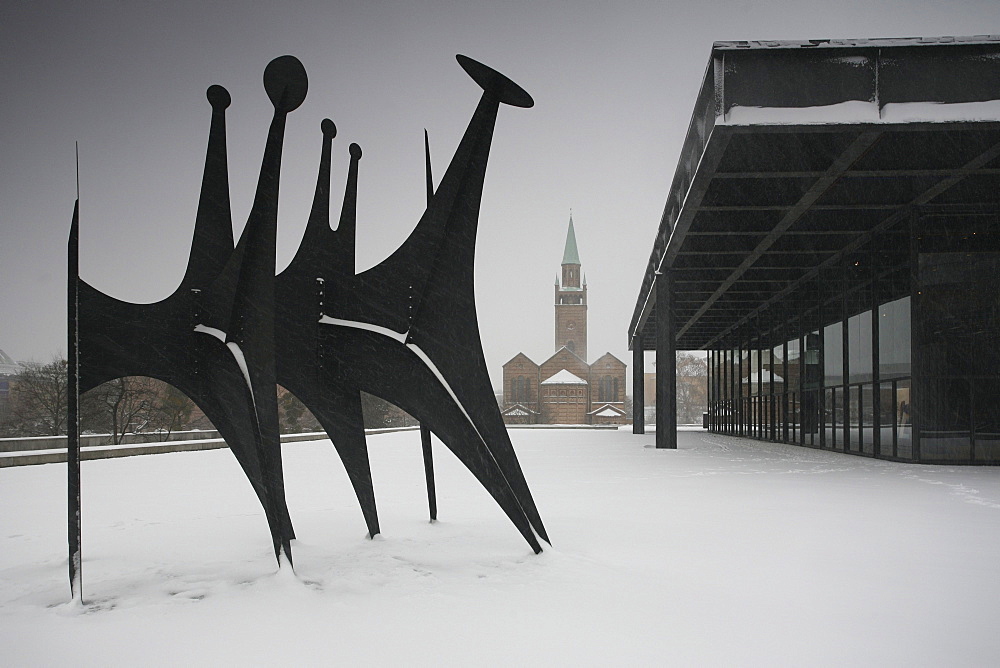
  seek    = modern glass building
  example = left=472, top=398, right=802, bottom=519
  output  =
left=629, top=37, right=1000, bottom=463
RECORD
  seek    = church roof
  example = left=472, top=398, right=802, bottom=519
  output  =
left=547, top=345, right=588, bottom=366
left=743, top=370, right=785, bottom=383
left=0, top=348, right=21, bottom=377
left=588, top=403, right=627, bottom=416
left=541, top=369, right=588, bottom=385
left=502, top=403, right=539, bottom=416
left=562, top=214, right=580, bottom=266
left=591, top=352, right=626, bottom=367
left=503, top=352, right=538, bottom=368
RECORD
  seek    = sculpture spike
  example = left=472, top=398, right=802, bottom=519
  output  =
left=333, top=142, right=362, bottom=275
left=183, top=85, right=234, bottom=291
left=424, top=129, right=434, bottom=202
left=420, top=128, right=438, bottom=522
left=67, top=197, right=82, bottom=603
left=311, top=119, right=336, bottom=232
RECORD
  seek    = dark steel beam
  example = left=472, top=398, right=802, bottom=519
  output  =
left=713, top=167, right=1000, bottom=179
left=677, top=130, right=883, bottom=343
left=703, top=137, right=1000, bottom=349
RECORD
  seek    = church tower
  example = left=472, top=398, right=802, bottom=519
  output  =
left=554, top=214, right=587, bottom=360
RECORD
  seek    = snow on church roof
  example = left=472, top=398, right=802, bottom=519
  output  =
left=0, top=348, right=21, bottom=377
left=541, top=369, right=588, bottom=385
left=742, top=371, right=784, bottom=383
left=588, top=403, right=626, bottom=416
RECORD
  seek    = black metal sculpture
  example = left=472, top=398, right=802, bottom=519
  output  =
left=67, top=54, right=547, bottom=602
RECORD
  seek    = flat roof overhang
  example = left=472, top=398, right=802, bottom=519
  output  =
left=630, top=37, right=1000, bottom=352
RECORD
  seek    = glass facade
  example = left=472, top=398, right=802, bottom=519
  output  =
left=704, top=216, right=999, bottom=464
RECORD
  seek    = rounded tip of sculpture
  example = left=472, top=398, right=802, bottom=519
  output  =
left=456, top=54, right=533, bottom=108
left=349, top=143, right=362, bottom=160
left=321, top=118, right=337, bottom=139
left=206, top=85, right=231, bottom=110
left=264, top=55, right=308, bottom=113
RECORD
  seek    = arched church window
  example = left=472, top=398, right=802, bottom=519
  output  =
left=511, top=376, right=520, bottom=403
left=567, top=340, right=575, bottom=353
left=613, top=377, right=620, bottom=401
left=600, top=376, right=613, bottom=402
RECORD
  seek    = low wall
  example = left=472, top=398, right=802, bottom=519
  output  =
left=0, top=429, right=223, bottom=453
left=0, top=427, right=420, bottom=468
left=0, top=424, right=622, bottom=469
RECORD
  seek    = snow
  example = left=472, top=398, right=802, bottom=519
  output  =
left=317, top=315, right=407, bottom=344
left=192, top=324, right=226, bottom=343
left=882, top=100, right=1000, bottom=123
left=3, top=428, right=1000, bottom=665
left=193, top=325, right=257, bottom=412
left=722, top=99, right=1000, bottom=125
left=743, top=370, right=784, bottom=383
left=540, top=369, right=588, bottom=385
left=316, top=317, right=487, bottom=450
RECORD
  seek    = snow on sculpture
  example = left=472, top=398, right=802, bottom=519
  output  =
left=66, top=54, right=548, bottom=602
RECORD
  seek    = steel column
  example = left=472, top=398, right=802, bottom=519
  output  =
left=655, top=271, right=677, bottom=449
left=632, top=335, right=645, bottom=434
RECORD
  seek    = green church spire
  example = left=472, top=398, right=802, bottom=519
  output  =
left=562, top=213, right=580, bottom=265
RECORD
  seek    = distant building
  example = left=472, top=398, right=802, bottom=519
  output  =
left=0, top=349, right=22, bottom=423
left=501, top=215, right=627, bottom=425
left=628, top=37, right=1000, bottom=463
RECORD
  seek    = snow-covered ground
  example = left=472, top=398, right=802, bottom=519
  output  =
left=3, top=427, right=999, bottom=666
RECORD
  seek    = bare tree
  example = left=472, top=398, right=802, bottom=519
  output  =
left=277, top=386, right=321, bottom=434
left=88, top=376, right=162, bottom=444
left=4, top=357, right=68, bottom=436
left=360, top=391, right=417, bottom=429
left=676, top=353, right=708, bottom=424
left=156, top=383, right=195, bottom=438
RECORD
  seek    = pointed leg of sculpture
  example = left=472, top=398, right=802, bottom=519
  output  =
left=420, top=424, right=437, bottom=521
left=67, top=201, right=82, bottom=603
left=300, top=385, right=381, bottom=538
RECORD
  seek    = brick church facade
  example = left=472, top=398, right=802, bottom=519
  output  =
left=501, top=216, right=627, bottom=425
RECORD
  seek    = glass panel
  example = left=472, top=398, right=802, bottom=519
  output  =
left=848, top=385, right=860, bottom=452
left=848, top=311, right=873, bottom=384
left=765, top=395, right=773, bottom=440
left=921, top=378, right=972, bottom=461
left=896, top=379, right=913, bottom=460
left=861, top=383, right=874, bottom=454
left=741, top=349, right=750, bottom=399
left=916, top=251, right=1000, bottom=462
left=878, top=297, right=911, bottom=379
left=824, top=321, right=844, bottom=387
left=789, top=392, right=799, bottom=442
left=974, top=378, right=1000, bottom=463
left=879, top=381, right=896, bottom=458
left=825, top=388, right=838, bottom=449
left=804, top=332, right=821, bottom=390
left=730, top=348, right=738, bottom=406
left=803, top=331, right=821, bottom=446
left=771, top=344, right=784, bottom=397
left=803, top=390, right=820, bottom=446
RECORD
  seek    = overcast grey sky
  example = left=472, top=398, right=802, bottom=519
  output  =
left=1, top=0, right=996, bottom=389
